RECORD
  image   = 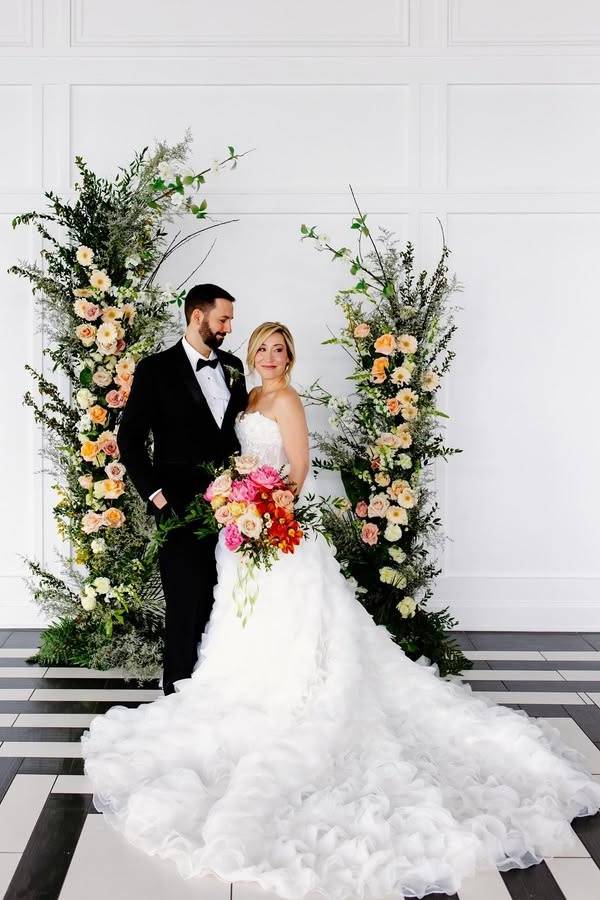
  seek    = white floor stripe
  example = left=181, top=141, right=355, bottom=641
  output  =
left=456, top=867, right=512, bottom=899
left=582, top=693, right=600, bottom=709
left=233, top=885, right=325, bottom=900
left=546, top=857, right=600, bottom=899
left=0, top=649, right=40, bottom=658
left=579, top=693, right=595, bottom=704
left=0, top=853, right=21, bottom=895
left=52, top=775, right=92, bottom=794
left=0, top=715, right=18, bottom=726
left=30, top=689, right=160, bottom=702
left=0, top=667, right=47, bottom=678
left=559, top=670, right=600, bottom=680
left=542, top=717, right=600, bottom=775
left=0, top=774, right=55, bottom=852
left=542, top=651, right=600, bottom=661
left=463, top=651, right=546, bottom=661
left=0, top=742, right=82, bottom=758
left=0, top=690, right=32, bottom=701
left=14, top=713, right=95, bottom=728
left=58, top=815, right=230, bottom=900
left=44, top=667, right=151, bottom=680
left=480, top=691, right=586, bottom=704
left=461, top=670, right=562, bottom=681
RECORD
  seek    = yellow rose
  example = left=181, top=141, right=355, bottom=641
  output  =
left=88, top=404, right=108, bottom=426
left=102, top=507, right=125, bottom=528
left=228, top=501, right=246, bottom=518
left=80, top=440, right=99, bottom=462
left=210, top=495, right=227, bottom=510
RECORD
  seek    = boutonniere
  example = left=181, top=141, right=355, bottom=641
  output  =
left=222, top=363, right=244, bottom=387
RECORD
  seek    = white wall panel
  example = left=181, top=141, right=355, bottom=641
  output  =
left=450, top=0, right=600, bottom=46
left=70, top=84, right=410, bottom=193
left=71, top=0, right=409, bottom=47
left=448, top=84, right=600, bottom=191
left=2, top=0, right=600, bottom=627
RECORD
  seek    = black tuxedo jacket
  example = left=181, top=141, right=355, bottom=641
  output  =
left=117, top=338, right=248, bottom=516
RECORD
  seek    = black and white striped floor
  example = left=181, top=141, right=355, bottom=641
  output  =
left=1, top=628, right=600, bottom=900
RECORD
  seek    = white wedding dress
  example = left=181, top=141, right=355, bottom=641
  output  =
left=82, top=410, right=600, bottom=900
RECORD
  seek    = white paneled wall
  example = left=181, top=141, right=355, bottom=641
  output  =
left=1, top=0, right=600, bottom=628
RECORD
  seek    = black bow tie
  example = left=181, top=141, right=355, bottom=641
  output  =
left=196, top=357, right=218, bottom=371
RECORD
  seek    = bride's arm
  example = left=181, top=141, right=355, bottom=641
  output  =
left=273, top=388, right=310, bottom=495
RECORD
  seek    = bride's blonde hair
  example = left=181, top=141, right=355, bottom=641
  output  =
left=247, top=322, right=296, bottom=385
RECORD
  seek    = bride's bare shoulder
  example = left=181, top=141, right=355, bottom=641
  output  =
left=273, top=386, right=305, bottom=418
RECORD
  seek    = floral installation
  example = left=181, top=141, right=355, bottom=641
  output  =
left=300, top=190, right=470, bottom=677
left=9, top=133, right=249, bottom=677
left=146, top=453, right=326, bottom=626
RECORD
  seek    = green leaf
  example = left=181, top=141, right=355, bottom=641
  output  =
left=432, top=408, right=450, bottom=418
left=79, top=367, right=93, bottom=387
left=300, top=224, right=308, bottom=235
left=199, top=199, right=207, bottom=211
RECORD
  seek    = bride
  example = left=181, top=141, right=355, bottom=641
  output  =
left=82, top=322, right=600, bottom=900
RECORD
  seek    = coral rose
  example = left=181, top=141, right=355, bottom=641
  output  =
left=106, top=389, right=129, bottom=409
left=75, top=324, right=97, bottom=347
left=355, top=500, right=368, bottom=518
left=386, top=398, right=401, bottom=416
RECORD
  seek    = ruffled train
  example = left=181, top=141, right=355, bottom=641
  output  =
left=82, top=530, right=600, bottom=899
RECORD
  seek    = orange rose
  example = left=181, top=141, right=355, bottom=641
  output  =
left=80, top=440, right=99, bottom=462
left=88, top=405, right=108, bottom=426
left=386, top=398, right=401, bottom=416
left=373, top=333, right=396, bottom=356
left=371, top=357, right=389, bottom=383
left=102, top=507, right=125, bottom=528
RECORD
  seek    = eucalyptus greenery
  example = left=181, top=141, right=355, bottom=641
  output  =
left=10, top=133, right=247, bottom=678
left=301, top=193, right=470, bottom=677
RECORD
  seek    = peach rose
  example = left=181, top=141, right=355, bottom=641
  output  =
left=114, top=373, right=133, bottom=390
left=82, top=511, right=103, bottom=534
left=106, top=389, right=129, bottom=409
left=97, top=432, right=119, bottom=456
left=370, top=357, right=389, bottom=383
left=355, top=500, right=368, bottom=518
left=74, top=300, right=101, bottom=321
left=272, top=489, right=294, bottom=509
left=80, top=440, right=100, bottom=463
left=353, top=323, right=370, bottom=339
left=368, top=493, right=390, bottom=518
left=104, top=461, right=125, bottom=480
left=102, top=507, right=125, bottom=528
left=92, top=368, right=113, bottom=388
left=75, top=324, right=97, bottom=347
left=361, top=522, right=379, bottom=545
left=78, top=474, right=93, bottom=490
left=375, top=472, right=391, bottom=487
left=234, top=453, right=260, bottom=475
left=211, top=473, right=233, bottom=497
left=374, top=333, right=397, bottom=356
left=103, top=479, right=125, bottom=500
left=386, top=398, right=401, bottom=416
left=88, top=405, right=108, bottom=426
left=215, top=505, right=233, bottom=525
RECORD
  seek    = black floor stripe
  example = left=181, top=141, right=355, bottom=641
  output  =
left=0, top=727, right=85, bottom=741
left=567, top=705, right=600, bottom=740
left=4, top=792, right=91, bottom=900
left=19, top=758, right=85, bottom=775
left=520, top=705, right=573, bottom=717
left=572, top=810, right=600, bottom=869
left=468, top=632, right=595, bottom=651
left=500, top=861, right=567, bottom=899
left=0, top=757, right=22, bottom=803
left=488, top=660, right=600, bottom=670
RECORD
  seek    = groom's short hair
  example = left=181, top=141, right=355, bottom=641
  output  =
left=184, top=283, right=236, bottom=324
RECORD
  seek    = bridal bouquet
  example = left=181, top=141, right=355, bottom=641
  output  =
left=203, top=454, right=305, bottom=623
left=149, top=452, right=325, bottom=625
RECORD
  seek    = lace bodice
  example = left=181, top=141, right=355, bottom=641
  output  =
left=235, top=410, right=290, bottom=472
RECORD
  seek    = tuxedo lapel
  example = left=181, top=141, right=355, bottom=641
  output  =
left=216, top=349, right=239, bottom=431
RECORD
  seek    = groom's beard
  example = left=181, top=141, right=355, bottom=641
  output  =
left=200, top=322, right=227, bottom=350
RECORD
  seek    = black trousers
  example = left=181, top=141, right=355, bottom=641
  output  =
left=157, top=516, right=218, bottom=695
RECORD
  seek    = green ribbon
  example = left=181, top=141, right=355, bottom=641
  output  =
left=232, top=553, right=260, bottom=627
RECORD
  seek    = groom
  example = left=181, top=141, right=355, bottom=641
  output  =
left=117, top=283, right=248, bottom=695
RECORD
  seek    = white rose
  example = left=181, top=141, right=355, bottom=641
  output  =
left=91, top=538, right=106, bottom=554
left=93, top=576, right=111, bottom=594
left=384, top=523, right=402, bottom=542
left=237, top=512, right=263, bottom=538
left=397, top=596, right=417, bottom=618
left=388, top=546, right=406, bottom=564
left=81, top=586, right=97, bottom=611
left=235, top=453, right=260, bottom=475
left=76, top=389, right=95, bottom=409
left=157, top=161, right=174, bottom=183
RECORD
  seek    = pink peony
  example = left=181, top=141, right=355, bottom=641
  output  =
left=223, top=522, right=244, bottom=551
left=355, top=500, right=368, bottom=518
left=230, top=478, right=259, bottom=503
left=361, top=522, right=380, bottom=546
left=250, top=465, right=284, bottom=491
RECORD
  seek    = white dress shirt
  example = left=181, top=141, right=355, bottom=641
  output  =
left=148, top=337, right=231, bottom=502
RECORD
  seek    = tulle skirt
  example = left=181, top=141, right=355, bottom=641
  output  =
left=81, top=529, right=600, bottom=899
